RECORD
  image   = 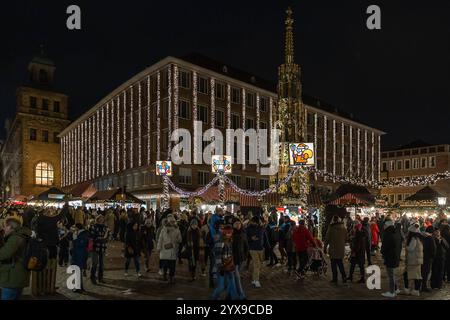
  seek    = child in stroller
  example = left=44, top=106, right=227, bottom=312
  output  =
left=305, top=238, right=327, bottom=277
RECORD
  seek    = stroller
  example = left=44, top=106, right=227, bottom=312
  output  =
left=304, top=245, right=327, bottom=277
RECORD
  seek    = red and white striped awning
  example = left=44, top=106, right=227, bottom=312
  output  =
left=329, top=193, right=372, bottom=205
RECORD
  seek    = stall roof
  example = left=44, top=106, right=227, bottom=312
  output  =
left=87, top=188, right=145, bottom=204
left=34, top=187, right=67, bottom=201
left=405, top=186, right=444, bottom=202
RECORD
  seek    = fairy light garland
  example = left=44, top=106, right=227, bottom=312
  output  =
left=96, top=111, right=100, bottom=178
left=210, top=78, right=215, bottom=130
left=147, top=75, right=151, bottom=165
left=123, top=91, right=127, bottom=170
left=332, top=119, right=336, bottom=181
left=357, top=128, right=360, bottom=177
left=371, top=132, right=375, bottom=182
left=116, top=96, right=120, bottom=173
left=324, top=115, right=327, bottom=180
left=157, top=71, right=161, bottom=160
left=101, top=105, right=105, bottom=176
left=256, top=93, right=260, bottom=172
left=341, top=122, right=344, bottom=175
left=167, top=67, right=172, bottom=160
left=349, top=125, right=353, bottom=176
left=106, top=102, right=110, bottom=175
left=111, top=99, right=115, bottom=174
left=226, top=84, right=231, bottom=156
left=314, top=113, right=318, bottom=180
left=242, top=88, right=246, bottom=169
left=173, top=65, right=179, bottom=149
left=130, top=86, right=134, bottom=168
left=378, top=135, right=381, bottom=181
left=192, top=71, right=198, bottom=163
left=138, top=82, right=142, bottom=167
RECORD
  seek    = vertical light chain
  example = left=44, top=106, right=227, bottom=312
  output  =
left=68, top=133, right=71, bottom=185
left=130, top=86, right=134, bottom=168
left=226, top=84, right=231, bottom=156
left=106, top=102, right=110, bottom=175
left=332, top=119, right=336, bottom=182
left=365, top=130, right=368, bottom=180
left=269, top=97, right=273, bottom=161
left=77, top=125, right=81, bottom=183
left=81, top=122, right=84, bottom=182
left=378, top=135, right=381, bottom=181
left=147, top=75, right=151, bottom=165
left=256, top=93, right=260, bottom=172
left=138, top=82, right=142, bottom=167
left=61, top=137, right=64, bottom=187
left=71, top=130, right=74, bottom=184
left=371, top=132, right=375, bottom=181
left=210, top=78, right=215, bottom=130
left=167, top=67, right=172, bottom=160
left=84, top=121, right=87, bottom=181
left=101, top=106, right=105, bottom=177
left=116, top=96, right=120, bottom=172
left=242, top=88, right=246, bottom=169
left=192, top=71, right=198, bottom=163
left=341, top=122, right=344, bottom=175
left=87, top=118, right=90, bottom=180
left=349, top=125, right=353, bottom=176
left=96, top=111, right=99, bottom=177
left=157, top=71, right=161, bottom=160
left=123, top=91, right=127, bottom=170
left=173, top=65, right=179, bottom=145
left=314, top=113, right=317, bottom=180
left=111, top=100, right=115, bottom=174
left=324, top=115, right=327, bottom=181
left=357, top=128, right=361, bottom=177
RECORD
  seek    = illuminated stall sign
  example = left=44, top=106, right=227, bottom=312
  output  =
left=288, top=143, right=315, bottom=166
left=211, top=155, right=232, bottom=174
left=155, top=161, right=172, bottom=176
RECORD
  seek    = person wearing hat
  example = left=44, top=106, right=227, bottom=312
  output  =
left=421, top=225, right=436, bottom=292
left=430, top=229, right=449, bottom=290
left=401, top=223, right=424, bottom=296
left=380, top=219, right=402, bottom=298
left=177, top=213, right=189, bottom=265
left=0, top=212, right=32, bottom=300
left=89, top=214, right=109, bottom=284
left=324, top=216, right=347, bottom=284
left=185, top=218, right=201, bottom=281
left=157, top=216, right=182, bottom=283
left=246, top=216, right=265, bottom=288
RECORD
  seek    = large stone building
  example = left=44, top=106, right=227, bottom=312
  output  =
left=380, top=140, right=450, bottom=205
left=59, top=10, right=384, bottom=209
left=1, top=51, right=70, bottom=200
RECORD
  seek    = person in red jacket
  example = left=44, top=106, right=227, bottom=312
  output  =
left=370, top=218, right=380, bottom=255
left=292, top=219, right=315, bottom=278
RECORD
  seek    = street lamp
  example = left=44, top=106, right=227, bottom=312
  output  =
left=437, top=196, right=447, bottom=206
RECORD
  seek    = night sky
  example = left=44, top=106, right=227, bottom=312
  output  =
left=1, top=0, right=449, bottom=149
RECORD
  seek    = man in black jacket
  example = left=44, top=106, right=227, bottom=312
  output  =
left=380, top=219, right=402, bottom=298
left=421, top=226, right=436, bottom=292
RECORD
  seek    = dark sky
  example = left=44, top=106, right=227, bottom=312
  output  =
left=1, top=0, right=449, bottom=149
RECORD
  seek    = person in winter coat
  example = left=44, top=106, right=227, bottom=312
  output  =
left=402, top=224, right=424, bottom=296
left=211, top=225, right=240, bottom=300
left=104, top=209, right=116, bottom=240
left=325, top=216, right=347, bottom=284
left=178, top=213, right=189, bottom=265
left=421, top=226, right=436, bottom=292
left=124, top=222, right=142, bottom=278
left=157, top=216, right=182, bottom=283
left=347, top=222, right=366, bottom=283
left=370, top=218, right=380, bottom=255
left=246, top=216, right=265, bottom=288
left=89, top=215, right=109, bottom=284
left=71, top=223, right=89, bottom=293
left=266, top=218, right=280, bottom=266
left=232, top=220, right=248, bottom=299
left=185, top=219, right=201, bottom=281
left=0, top=213, right=32, bottom=300
left=73, top=208, right=85, bottom=226
left=57, top=220, right=71, bottom=267
left=380, top=219, right=402, bottom=298
left=283, top=219, right=297, bottom=273
left=430, top=229, right=449, bottom=289
left=140, top=218, right=155, bottom=273
left=439, top=225, right=450, bottom=282
left=118, top=210, right=128, bottom=243
left=292, top=219, right=315, bottom=277
left=362, top=217, right=372, bottom=265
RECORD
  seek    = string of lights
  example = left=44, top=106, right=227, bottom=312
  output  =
left=147, top=75, right=151, bottom=166
left=167, top=67, right=172, bottom=160
left=138, top=82, right=142, bottom=167
left=256, top=93, right=260, bottom=173
left=157, top=71, right=161, bottom=160
left=192, top=71, right=198, bottom=164
left=242, top=88, right=246, bottom=170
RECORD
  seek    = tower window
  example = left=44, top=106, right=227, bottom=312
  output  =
left=29, top=128, right=37, bottom=141
left=42, top=99, right=49, bottom=111
left=30, top=96, right=37, bottom=108
left=43, top=130, right=49, bottom=142
left=35, top=162, right=54, bottom=186
left=53, top=101, right=60, bottom=113
left=39, top=69, right=48, bottom=83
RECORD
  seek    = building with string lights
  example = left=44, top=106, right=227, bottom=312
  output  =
left=59, top=9, right=385, bottom=210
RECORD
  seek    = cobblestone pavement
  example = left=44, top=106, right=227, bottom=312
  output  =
left=22, top=241, right=450, bottom=300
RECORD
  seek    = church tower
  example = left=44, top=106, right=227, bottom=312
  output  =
left=272, top=7, right=309, bottom=206
left=1, top=47, right=70, bottom=199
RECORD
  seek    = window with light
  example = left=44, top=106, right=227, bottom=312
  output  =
left=35, top=162, right=54, bottom=186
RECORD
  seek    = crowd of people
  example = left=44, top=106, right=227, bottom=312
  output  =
left=0, top=203, right=449, bottom=300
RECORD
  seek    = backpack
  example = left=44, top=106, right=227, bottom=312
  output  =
left=23, top=238, right=48, bottom=271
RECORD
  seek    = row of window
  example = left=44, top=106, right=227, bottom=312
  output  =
left=29, top=96, right=61, bottom=112
left=387, top=193, right=412, bottom=203
left=382, top=156, right=436, bottom=171
left=175, top=70, right=269, bottom=110
left=382, top=146, right=447, bottom=158
left=29, top=128, right=60, bottom=143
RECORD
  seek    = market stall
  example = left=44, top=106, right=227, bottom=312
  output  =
left=86, top=188, right=145, bottom=210
left=401, top=186, right=448, bottom=219
left=328, top=184, right=376, bottom=219
left=28, top=187, right=67, bottom=208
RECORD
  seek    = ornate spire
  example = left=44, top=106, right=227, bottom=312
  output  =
left=284, top=7, right=295, bottom=65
